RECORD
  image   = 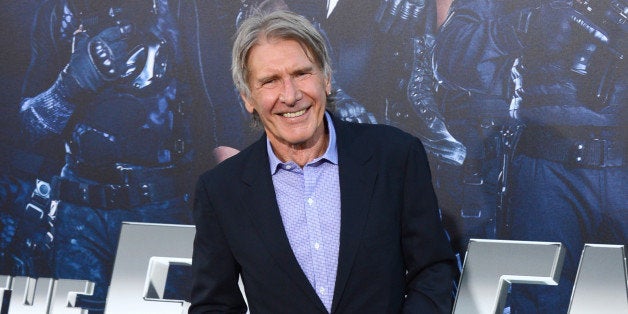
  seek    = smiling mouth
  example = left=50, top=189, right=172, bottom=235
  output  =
left=281, top=108, right=307, bottom=118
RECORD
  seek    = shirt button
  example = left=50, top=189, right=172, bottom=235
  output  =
left=307, top=197, right=314, bottom=205
left=319, top=287, right=326, bottom=294
left=314, top=242, right=320, bottom=250
left=285, top=165, right=292, bottom=170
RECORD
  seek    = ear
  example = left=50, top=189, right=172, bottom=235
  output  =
left=241, top=93, right=255, bottom=114
left=325, top=74, right=332, bottom=95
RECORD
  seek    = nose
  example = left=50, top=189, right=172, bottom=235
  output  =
left=279, top=78, right=302, bottom=105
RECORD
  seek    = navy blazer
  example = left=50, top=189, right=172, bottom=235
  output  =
left=189, top=116, right=456, bottom=313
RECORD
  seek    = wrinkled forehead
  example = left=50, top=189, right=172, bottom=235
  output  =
left=247, top=32, right=321, bottom=71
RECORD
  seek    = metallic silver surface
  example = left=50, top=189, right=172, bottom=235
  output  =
left=568, top=244, right=627, bottom=314
left=104, top=222, right=195, bottom=314
left=1, top=276, right=92, bottom=313
left=8, top=277, right=54, bottom=313
left=144, top=257, right=191, bottom=300
left=49, top=279, right=93, bottom=314
left=1, top=275, right=12, bottom=313
left=453, top=239, right=565, bottom=314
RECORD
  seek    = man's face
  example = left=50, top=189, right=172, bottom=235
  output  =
left=242, top=38, right=331, bottom=150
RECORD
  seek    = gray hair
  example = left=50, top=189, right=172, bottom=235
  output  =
left=231, top=9, right=333, bottom=99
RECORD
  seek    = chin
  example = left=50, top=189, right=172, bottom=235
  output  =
left=283, top=134, right=313, bottom=146
left=276, top=125, right=314, bottom=141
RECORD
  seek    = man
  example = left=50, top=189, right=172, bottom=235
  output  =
left=190, top=10, right=456, bottom=313
left=433, top=0, right=626, bottom=312
left=19, top=0, right=194, bottom=311
left=198, top=0, right=462, bottom=160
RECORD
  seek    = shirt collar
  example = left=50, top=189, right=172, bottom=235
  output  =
left=268, top=112, right=338, bottom=174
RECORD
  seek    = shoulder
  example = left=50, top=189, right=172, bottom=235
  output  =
left=333, top=119, right=429, bottom=173
left=196, top=137, right=264, bottom=189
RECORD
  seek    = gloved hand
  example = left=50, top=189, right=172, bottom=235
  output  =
left=62, top=24, right=134, bottom=94
left=332, top=89, right=378, bottom=124
left=521, top=1, right=608, bottom=54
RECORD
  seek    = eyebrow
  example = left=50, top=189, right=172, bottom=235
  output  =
left=292, top=65, right=314, bottom=75
left=255, top=65, right=316, bottom=85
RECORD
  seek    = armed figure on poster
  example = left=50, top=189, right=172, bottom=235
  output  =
left=18, top=0, right=193, bottom=312
left=377, top=0, right=466, bottom=166
left=434, top=0, right=626, bottom=312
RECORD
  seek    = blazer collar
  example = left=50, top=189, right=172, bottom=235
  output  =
left=240, top=115, right=377, bottom=313
left=330, top=116, right=377, bottom=312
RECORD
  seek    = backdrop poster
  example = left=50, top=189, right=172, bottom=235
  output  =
left=0, top=0, right=625, bottom=313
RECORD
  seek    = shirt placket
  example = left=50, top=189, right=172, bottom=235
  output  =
left=303, top=164, right=329, bottom=307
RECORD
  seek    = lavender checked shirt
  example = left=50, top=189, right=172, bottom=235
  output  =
left=267, top=112, right=341, bottom=313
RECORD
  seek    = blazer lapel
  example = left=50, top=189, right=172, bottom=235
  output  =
left=331, top=118, right=378, bottom=312
left=240, top=137, right=327, bottom=312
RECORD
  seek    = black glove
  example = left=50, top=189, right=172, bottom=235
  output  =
left=62, top=24, right=134, bottom=95
left=332, top=89, right=378, bottom=124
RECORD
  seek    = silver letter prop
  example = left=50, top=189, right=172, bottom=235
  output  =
left=7, top=277, right=53, bottom=313
left=453, top=239, right=565, bottom=314
left=568, top=244, right=627, bottom=313
left=49, top=279, right=94, bottom=314
left=104, top=222, right=194, bottom=314
left=0, top=276, right=92, bottom=314
left=1, top=275, right=11, bottom=313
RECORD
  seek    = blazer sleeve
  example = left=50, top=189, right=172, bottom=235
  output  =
left=189, top=175, right=248, bottom=313
left=401, top=138, right=457, bottom=313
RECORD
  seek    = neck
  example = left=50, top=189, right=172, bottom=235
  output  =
left=270, top=121, right=329, bottom=168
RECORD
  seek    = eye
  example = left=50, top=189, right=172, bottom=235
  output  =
left=260, top=77, right=278, bottom=87
left=295, top=71, right=312, bottom=79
